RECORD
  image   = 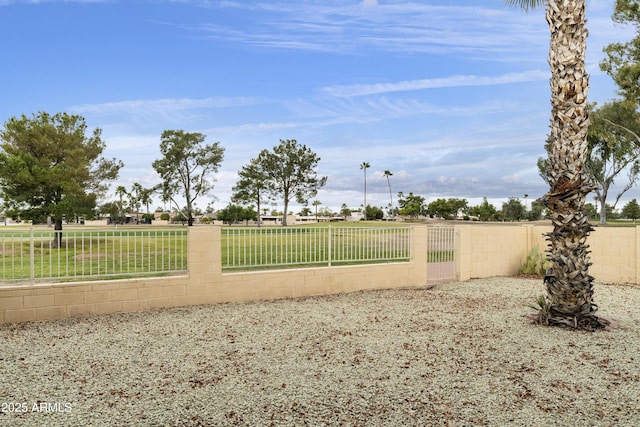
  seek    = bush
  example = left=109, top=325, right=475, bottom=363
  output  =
left=520, top=246, right=550, bottom=277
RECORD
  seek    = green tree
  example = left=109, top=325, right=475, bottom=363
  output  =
left=527, top=199, right=546, bottom=221
left=585, top=202, right=598, bottom=221
left=139, top=185, right=158, bottom=214
left=364, top=204, right=384, bottom=220
left=585, top=101, right=640, bottom=224
left=152, top=130, right=225, bottom=227
left=260, top=139, right=327, bottom=226
left=299, top=206, right=312, bottom=216
left=360, top=162, right=370, bottom=208
left=130, top=182, right=143, bottom=222
left=539, top=101, right=640, bottom=223
left=449, top=198, right=468, bottom=219
left=622, top=198, right=640, bottom=220
left=115, top=185, right=129, bottom=224
left=605, top=203, right=620, bottom=220
left=468, top=197, right=498, bottom=221
left=340, top=203, right=352, bottom=220
left=502, top=197, right=526, bottom=222
left=427, top=198, right=467, bottom=220
left=0, top=112, right=122, bottom=246
left=507, top=0, right=606, bottom=329
left=217, top=204, right=256, bottom=225
left=99, top=201, right=120, bottom=225
left=232, top=154, right=271, bottom=227
left=601, top=0, right=640, bottom=103
left=397, top=192, right=426, bottom=219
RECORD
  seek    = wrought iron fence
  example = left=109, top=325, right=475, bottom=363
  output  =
left=222, top=226, right=412, bottom=270
left=426, top=225, right=456, bottom=283
left=0, top=228, right=188, bottom=283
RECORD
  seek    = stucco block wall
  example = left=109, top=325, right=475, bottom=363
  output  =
left=1, top=224, right=638, bottom=325
left=0, top=226, right=426, bottom=324
left=456, top=224, right=639, bottom=285
left=588, top=226, right=638, bottom=284
left=457, top=224, right=532, bottom=280
left=0, top=276, right=191, bottom=324
left=460, top=225, right=640, bottom=283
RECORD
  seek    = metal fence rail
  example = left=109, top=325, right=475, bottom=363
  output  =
left=0, top=228, right=188, bottom=283
left=222, top=226, right=411, bottom=270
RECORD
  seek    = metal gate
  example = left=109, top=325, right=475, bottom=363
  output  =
left=426, top=225, right=456, bottom=283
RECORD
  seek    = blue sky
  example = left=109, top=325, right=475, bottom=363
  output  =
left=0, top=0, right=636, bottom=214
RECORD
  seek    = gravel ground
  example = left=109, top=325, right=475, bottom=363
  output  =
left=1, top=277, right=639, bottom=426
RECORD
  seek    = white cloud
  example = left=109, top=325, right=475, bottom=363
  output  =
left=72, top=97, right=266, bottom=115
left=185, top=2, right=547, bottom=59
left=323, top=70, right=549, bottom=98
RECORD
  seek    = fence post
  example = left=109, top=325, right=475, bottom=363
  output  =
left=328, top=225, right=332, bottom=267
left=29, top=227, right=35, bottom=281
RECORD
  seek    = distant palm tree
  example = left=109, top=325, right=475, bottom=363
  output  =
left=506, top=0, right=606, bottom=329
left=131, top=182, right=143, bottom=222
left=139, top=185, right=158, bottom=214
left=313, top=200, right=321, bottom=221
left=383, top=170, right=393, bottom=217
left=115, top=185, right=128, bottom=224
left=360, top=162, right=370, bottom=208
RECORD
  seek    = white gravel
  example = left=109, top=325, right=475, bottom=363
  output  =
left=1, top=277, right=639, bottom=426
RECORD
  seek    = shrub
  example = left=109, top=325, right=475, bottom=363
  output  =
left=520, top=246, right=550, bottom=277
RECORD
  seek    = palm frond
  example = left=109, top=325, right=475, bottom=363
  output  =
left=504, top=0, right=545, bottom=11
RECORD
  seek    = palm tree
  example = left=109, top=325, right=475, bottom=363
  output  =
left=383, top=170, right=393, bottom=217
left=139, top=185, right=157, bottom=214
left=313, top=200, right=321, bottom=221
left=115, top=185, right=128, bottom=225
left=507, top=0, right=607, bottom=329
left=131, top=182, right=143, bottom=222
left=360, top=162, right=370, bottom=208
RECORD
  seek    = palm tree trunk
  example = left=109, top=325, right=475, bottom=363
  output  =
left=52, top=218, right=63, bottom=249
left=540, top=0, right=607, bottom=330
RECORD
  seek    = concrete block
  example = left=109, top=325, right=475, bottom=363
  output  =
left=54, top=293, right=85, bottom=306
left=0, top=296, right=23, bottom=310
left=94, top=301, right=123, bottom=315
left=162, top=285, right=186, bottom=297
left=4, top=308, right=36, bottom=323
left=36, top=306, right=67, bottom=322
left=23, top=294, right=55, bottom=309
left=84, top=290, right=113, bottom=304
left=67, top=304, right=95, bottom=317
left=111, top=288, right=139, bottom=301
left=139, top=287, right=164, bottom=300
